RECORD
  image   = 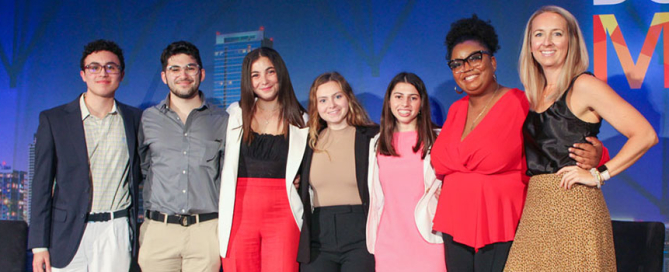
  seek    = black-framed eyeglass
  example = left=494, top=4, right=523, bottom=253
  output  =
left=447, top=51, right=491, bottom=72
left=166, top=63, right=201, bottom=76
left=84, top=63, right=122, bottom=74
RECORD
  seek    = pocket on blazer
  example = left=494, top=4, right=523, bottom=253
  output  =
left=52, top=207, right=67, bottom=222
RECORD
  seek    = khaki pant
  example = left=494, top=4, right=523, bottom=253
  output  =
left=138, top=218, right=220, bottom=272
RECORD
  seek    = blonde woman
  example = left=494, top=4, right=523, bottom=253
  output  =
left=297, top=72, right=377, bottom=272
left=505, top=6, right=657, bottom=271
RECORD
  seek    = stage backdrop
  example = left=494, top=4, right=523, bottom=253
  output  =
left=1, top=0, right=667, bottom=225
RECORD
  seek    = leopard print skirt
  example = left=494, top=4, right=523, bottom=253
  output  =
left=504, top=174, right=616, bottom=272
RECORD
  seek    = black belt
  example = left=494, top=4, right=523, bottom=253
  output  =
left=87, top=209, right=129, bottom=222
left=145, top=210, right=218, bottom=227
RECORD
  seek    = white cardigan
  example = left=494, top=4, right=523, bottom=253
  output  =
left=218, top=102, right=308, bottom=257
left=365, top=133, right=443, bottom=254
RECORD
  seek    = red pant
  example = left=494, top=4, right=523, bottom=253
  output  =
left=222, top=177, right=300, bottom=272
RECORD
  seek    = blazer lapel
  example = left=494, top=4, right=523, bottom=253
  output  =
left=117, top=102, right=136, bottom=167
left=63, top=97, right=89, bottom=169
left=353, top=126, right=370, bottom=205
left=286, top=126, right=308, bottom=183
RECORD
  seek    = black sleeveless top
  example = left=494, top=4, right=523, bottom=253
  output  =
left=238, top=131, right=289, bottom=179
left=523, top=72, right=601, bottom=176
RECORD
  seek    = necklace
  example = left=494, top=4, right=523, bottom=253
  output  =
left=469, top=82, right=500, bottom=131
left=256, top=110, right=279, bottom=126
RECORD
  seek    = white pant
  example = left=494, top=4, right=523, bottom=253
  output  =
left=52, top=216, right=131, bottom=272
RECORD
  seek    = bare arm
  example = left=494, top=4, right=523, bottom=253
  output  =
left=558, top=75, right=658, bottom=189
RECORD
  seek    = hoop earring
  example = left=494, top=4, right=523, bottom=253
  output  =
left=454, top=86, right=463, bottom=94
left=493, top=74, right=498, bottom=82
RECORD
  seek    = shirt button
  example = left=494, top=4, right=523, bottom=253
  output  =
left=182, top=190, right=186, bottom=194
left=184, top=133, right=188, bottom=137
left=182, top=170, right=186, bottom=174
left=181, top=209, right=185, bottom=213
left=183, top=151, right=187, bottom=155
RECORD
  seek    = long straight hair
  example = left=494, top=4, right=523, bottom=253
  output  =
left=519, top=5, right=589, bottom=110
left=307, top=72, right=373, bottom=150
left=240, top=47, right=305, bottom=143
left=378, top=72, right=436, bottom=159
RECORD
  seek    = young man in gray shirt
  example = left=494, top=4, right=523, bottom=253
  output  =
left=138, top=41, right=228, bottom=272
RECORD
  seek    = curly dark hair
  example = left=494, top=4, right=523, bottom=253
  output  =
left=160, top=41, right=203, bottom=71
left=80, top=39, right=125, bottom=71
left=445, top=14, right=500, bottom=60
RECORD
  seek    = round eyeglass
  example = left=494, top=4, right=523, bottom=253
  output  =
left=84, top=63, right=122, bottom=74
left=447, top=51, right=491, bottom=73
left=166, top=64, right=201, bottom=76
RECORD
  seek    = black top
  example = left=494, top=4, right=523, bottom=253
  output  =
left=238, top=132, right=289, bottom=179
left=523, top=72, right=601, bottom=176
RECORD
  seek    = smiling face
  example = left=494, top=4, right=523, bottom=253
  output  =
left=450, top=40, right=497, bottom=96
left=161, top=53, right=204, bottom=99
left=530, top=12, right=569, bottom=71
left=80, top=50, right=124, bottom=99
left=316, top=81, right=350, bottom=130
left=250, top=56, right=280, bottom=102
left=389, top=82, right=421, bottom=131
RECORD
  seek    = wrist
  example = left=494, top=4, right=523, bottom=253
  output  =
left=589, top=168, right=602, bottom=188
left=32, top=247, right=48, bottom=254
left=597, top=164, right=611, bottom=181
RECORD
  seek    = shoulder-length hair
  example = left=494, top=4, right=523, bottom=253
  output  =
left=307, top=71, right=374, bottom=149
left=518, top=5, right=589, bottom=110
left=378, top=72, right=436, bottom=159
left=240, top=47, right=305, bottom=143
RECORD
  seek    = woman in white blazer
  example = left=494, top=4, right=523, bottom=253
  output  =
left=219, top=47, right=308, bottom=272
left=366, top=72, right=446, bottom=271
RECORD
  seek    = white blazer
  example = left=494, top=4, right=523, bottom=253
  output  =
left=365, top=133, right=443, bottom=254
left=218, top=102, right=308, bottom=257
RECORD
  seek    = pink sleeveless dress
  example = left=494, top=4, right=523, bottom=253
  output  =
left=375, top=131, right=446, bottom=272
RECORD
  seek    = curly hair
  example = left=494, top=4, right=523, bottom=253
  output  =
left=80, top=39, right=125, bottom=71
left=160, top=41, right=203, bottom=71
left=445, top=14, right=500, bottom=60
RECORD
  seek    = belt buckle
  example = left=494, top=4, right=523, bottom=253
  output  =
left=180, top=215, right=189, bottom=227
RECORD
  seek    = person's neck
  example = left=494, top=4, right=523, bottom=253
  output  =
left=328, top=122, right=350, bottom=131
left=543, top=67, right=561, bottom=87
left=395, top=122, right=417, bottom=132
left=469, top=81, right=499, bottom=107
left=84, top=91, right=115, bottom=119
left=255, top=99, right=280, bottom=112
left=169, top=92, right=202, bottom=123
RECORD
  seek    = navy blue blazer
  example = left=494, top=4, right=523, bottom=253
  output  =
left=27, top=95, right=142, bottom=268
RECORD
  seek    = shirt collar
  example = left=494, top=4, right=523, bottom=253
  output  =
left=159, top=91, right=209, bottom=113
left=80, top=93, right=118, bottom=120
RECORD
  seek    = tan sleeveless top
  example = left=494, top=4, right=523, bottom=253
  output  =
left=309, top=126, right=362, bottom=207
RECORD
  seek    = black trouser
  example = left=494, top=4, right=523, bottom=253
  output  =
left=443, top=233, right=512, bottom=272
left=300, top=205, right=375, bottom=272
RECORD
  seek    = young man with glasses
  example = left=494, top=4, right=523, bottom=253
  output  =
left=28, top=39, right=142, bottom=272
left=137, top=41, right=228, bottom=272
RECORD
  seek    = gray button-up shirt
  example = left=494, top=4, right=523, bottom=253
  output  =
left=139, top=92, right=228, bottom=215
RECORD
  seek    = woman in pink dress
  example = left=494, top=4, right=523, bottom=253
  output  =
left=366, top=72, right=446, bottom=272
